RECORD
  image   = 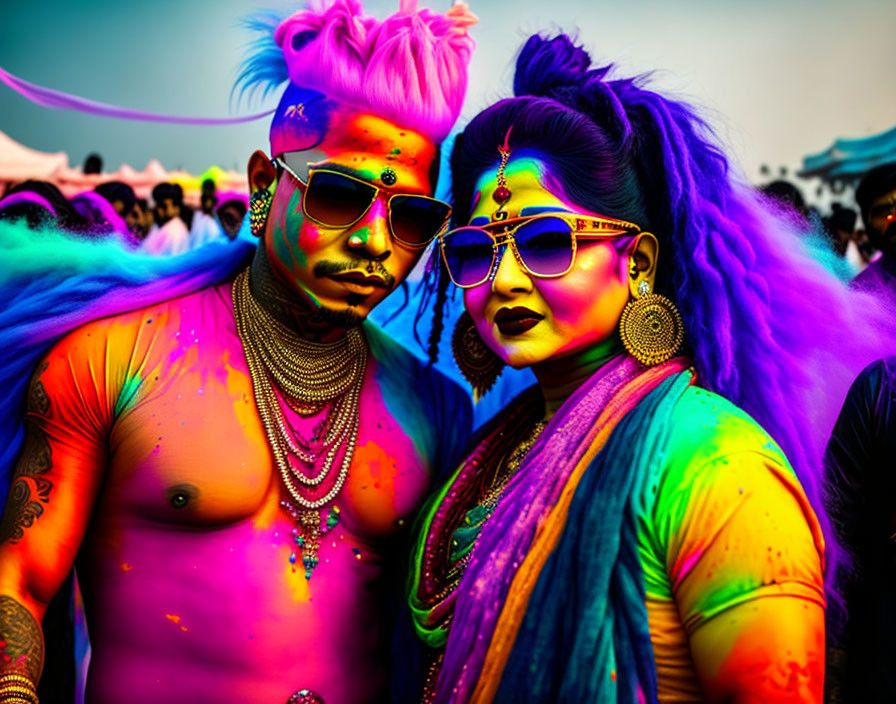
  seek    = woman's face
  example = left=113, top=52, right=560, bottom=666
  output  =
left=462, top=157, right=632, bottom=369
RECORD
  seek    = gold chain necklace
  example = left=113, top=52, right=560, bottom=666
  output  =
left=232, top=268, right=367, bottom=578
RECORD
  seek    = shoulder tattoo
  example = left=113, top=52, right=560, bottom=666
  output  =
left=0, top=595, right=43, bottom=683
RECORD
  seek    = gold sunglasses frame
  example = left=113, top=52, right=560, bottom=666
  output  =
left=438, top=212, right=642, bottom=288
left=275, top=157, right=452, bottom=249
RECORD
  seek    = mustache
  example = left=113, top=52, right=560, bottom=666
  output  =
left=313, top=259, right=396, bottom=288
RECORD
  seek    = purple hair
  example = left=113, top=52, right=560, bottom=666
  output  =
left=446, top=34, right=896, bottom=597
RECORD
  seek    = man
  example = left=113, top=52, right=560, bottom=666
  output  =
left=190, top=178, right=223, bottom=247
left=853, top=162, right=896, bottom=306
left=0, top=2, right=475, bottom=703
left=824, top=357, right=896, bottom=702
left=142, top=181, right=191, bottom=255
left=93, top=181, right=137, bottom=222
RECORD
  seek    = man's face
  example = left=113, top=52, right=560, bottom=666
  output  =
left=155, top=198, right=180, bottom=226
left=217, top=201, right=247, bottom=239
left=262, top=111, right=439, bottom=324
left=126, top=202, right=147, bottom=238
left=867, top=187, right=896, bottom=260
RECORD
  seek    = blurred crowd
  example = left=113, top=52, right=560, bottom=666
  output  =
left=0, top=152, right=249, bottom=254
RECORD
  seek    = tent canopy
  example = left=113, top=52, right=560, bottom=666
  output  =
left=801, top=124, right=896, bottom=181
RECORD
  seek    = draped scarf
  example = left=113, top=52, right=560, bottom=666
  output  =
left=409, top=354, right=694, bottom=703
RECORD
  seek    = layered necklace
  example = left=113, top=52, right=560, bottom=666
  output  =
left=232, top=268, right=367, bottom=579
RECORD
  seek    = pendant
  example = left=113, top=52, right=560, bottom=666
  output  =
left=281, top=502, right=341, bottom=579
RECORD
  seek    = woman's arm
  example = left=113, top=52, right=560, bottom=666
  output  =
left=665, top=450, right=825, bottom=703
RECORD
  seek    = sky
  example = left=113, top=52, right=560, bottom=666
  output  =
left=1, top=0, right=894, bottom=197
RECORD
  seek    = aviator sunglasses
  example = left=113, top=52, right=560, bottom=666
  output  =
left=439, top=212, right=642, bottom=288
left=275, top=157, right=452, bottom=248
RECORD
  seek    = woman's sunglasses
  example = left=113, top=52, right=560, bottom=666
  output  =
left=276, top=158, right=452, bottom=248
left=438, top=212, right=642, bottom=288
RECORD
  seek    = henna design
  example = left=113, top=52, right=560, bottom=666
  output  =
left=0, top=596, right=43, bottom=683
left=27, top=363, right=49, bottom=415
left=1, top=381, right=53, bottom=546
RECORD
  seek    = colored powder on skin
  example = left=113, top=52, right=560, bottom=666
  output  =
left=113, top=371, right=144, bottom=418
left=351, top=226, right=370, bottom=244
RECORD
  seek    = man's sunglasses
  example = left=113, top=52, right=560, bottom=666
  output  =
left=438, top=212, right=642, bottom=288
left=276, top=158, right=451, bottom=248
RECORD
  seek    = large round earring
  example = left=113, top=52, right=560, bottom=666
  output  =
left=452, top=311, right=505, bottom=401
left=619, top=280, right=685, bottom=366
left=249, top=187, right=272, bottom=238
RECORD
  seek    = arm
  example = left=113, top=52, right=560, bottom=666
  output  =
left=0, top=354, right=108, bottom=697
left=666, top=452, right=825, bottom=703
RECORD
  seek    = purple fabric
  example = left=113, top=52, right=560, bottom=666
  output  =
left=852, top=255, right=896, bottom=312
left=70, top=191, right=139, bottom=247
left=0, top=66, right=274, bottom=125
left=0, top=190, right=57, bottom=216
left=437, top=354, right=687, bottom=702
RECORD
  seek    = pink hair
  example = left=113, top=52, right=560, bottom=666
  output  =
left=274, top=0, right=476, bottom=143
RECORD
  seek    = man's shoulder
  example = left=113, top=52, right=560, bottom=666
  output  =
left=50, top=283, right=228, bottom=357
left=853, top=255, right=896, bottom=290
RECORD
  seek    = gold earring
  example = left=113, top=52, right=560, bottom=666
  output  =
left=249, top=188, right=272, bottom=237
left=619, top=279, right=684, bottom=366
left=451, top=311, right=504, bottom=401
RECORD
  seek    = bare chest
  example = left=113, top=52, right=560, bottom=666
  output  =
left=100, top=347, right=434, bottom=539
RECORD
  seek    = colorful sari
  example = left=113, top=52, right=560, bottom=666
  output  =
left=410, top=350, right=825, bottom=703
left=410, top=354, right=693, bottom=703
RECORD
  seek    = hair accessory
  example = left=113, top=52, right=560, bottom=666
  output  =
left=452, top=311, right=504, bottom=401
left=619, top=282, right=684, bottom=366
left=380, top=168, right=397, bottom=186
left=249, top=187, right=273, bottom=237
left=492, top=126, right=513, bottom=205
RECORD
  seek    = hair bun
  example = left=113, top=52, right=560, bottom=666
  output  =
left=513, top=34, right=592, bottom=98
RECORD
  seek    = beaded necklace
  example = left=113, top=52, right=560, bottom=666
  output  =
left=412, top=390, right=545, bottom=700
left=232, top=268, right=367, bottom=578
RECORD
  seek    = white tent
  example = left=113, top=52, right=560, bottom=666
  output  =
left=0, top=129, right=68, bottom=185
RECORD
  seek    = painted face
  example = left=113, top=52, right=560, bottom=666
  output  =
left=462, top=157, right=633, bottom=369
left=264, top=109, right=439, bottom=322
left=867, top=187, right=896, bottom=259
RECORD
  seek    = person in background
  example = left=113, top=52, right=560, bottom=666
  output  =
left=823, top=356, right=896, bottom=703
left=82, top=153, right=103, bottom=175
left=852, top=162, right=896, bottom=307
left=190, top=178, right=224, bottom=247
left=94, top=181, right=137, bottom=221
left=142, top=181, right=191, bottom=255
left=214, top=192, right=248, bottom=240
left=0, top=180, right=84, bottom=231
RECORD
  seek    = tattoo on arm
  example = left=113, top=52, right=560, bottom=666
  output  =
left=0, top=596, right=44, bottom=682
left=0, top=367, right=53, bottom=545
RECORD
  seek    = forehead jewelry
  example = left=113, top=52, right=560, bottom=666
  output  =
left=380, top=167, right=397, bottom=186
left=492, top=125, right=513, bottom=205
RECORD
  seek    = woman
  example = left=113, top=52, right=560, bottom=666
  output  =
left=408, top=34, right=895, bottom=703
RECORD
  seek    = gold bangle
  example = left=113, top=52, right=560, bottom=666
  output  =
left=0, top=695, right=37, bottom=704
left=0, top=676, right=33, bottom=688
left=0, top=685, right=37, bottom=703
left=0, top=687, right=36, bottom=700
